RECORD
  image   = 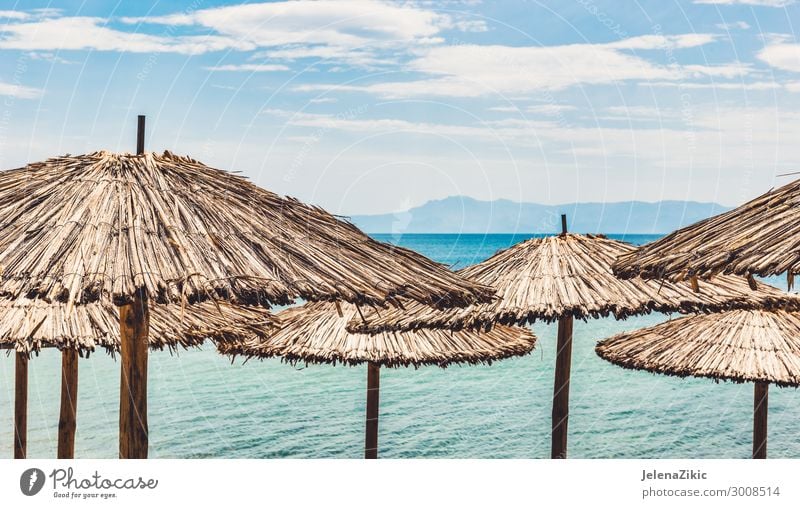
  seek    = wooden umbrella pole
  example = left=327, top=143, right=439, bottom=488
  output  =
left=58, top=349, right=79, bottom=459
left=551, top=214, right=574, bottom=459
left=14, top=351, right=28, bottom=459
left=119, top=116, right=150, bottom=459
left=753, top=382, right=768, bottom=459
left=551, top=315, right=574, bottom=459
left=119, top=288, right=150, bottom=459
left=365, top=362, right=380, bottom=459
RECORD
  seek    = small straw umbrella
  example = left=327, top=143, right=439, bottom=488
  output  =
left=350, top=216, right=796, bottom=458
left=1, top=299, right=275, bottom=458
left=0, top=117, right=492, bottom=458
left=613, top=177, right=800, bottom=284
left=217, top=301, right=536, bottom=459
left=595, top=308, right=800, bottom=458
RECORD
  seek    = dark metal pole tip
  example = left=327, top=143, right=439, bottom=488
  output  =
left=136, top=115, right=145, bottom=155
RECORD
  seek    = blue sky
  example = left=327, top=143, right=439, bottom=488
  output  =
left=0, top=0, right=798, bottom=215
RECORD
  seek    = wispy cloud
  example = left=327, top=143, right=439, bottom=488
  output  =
left=292, top=34, right=734, bottom=98
left=605, top=34, right=717, bottom=49
left=0, top=10, right=29, bottom=20
left=262, top=106, right=800, bottom=182
left=715, top=21, right=751, bottom=30
left=679, top=63, right=753, bottom=78
left=26, top=51, right=75, bottom=64
left=645, top=81, right=781, bottom=90
left=526, top=104, right=578, bottom=116
left=0, top=16, right=254, bottom=54
left=118, top=0, right=481, bottom=66
left=0, top=82, right=42, bottom=99
left=604, top=106, right=682, bottom=118
left=204, top=63, right=290, bottom=72
left=695, top=0, right=794, bottom=6
left=262, top=107, right=556, bottom=144
left=0, top=1, right=492, bottom=71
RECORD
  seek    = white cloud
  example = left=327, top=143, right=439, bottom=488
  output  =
left=606, top=34, right=717, bottom=50
left=0, top=10, right=29, bottom=20
left=439, top=18, right=489, bottom=33
left=0, top=17, right=253, bottom=54
left=488, top=105, right=520, bottom=113
left=27, top=51, right=75, bottom=64
left=295, top=34, right=724, bottom=98
left=204, top=63, right=289, bottom=72
left=262, top=107, right=555, bottom=143
left=0, top=1, right=489, bottom=67
left=0, top=82, right=42, bottom=99
left=646, top=81, right=781, bottom=90
left=604, top=106, right=682, bottom=118
left=253, top=45, right=390, bottom=68
left=122, top=1, right=446, bottom=46
left=526, top=104, right=578, bottom=116
left=261, top=106, right=800, bottom=193
left=381, top=43, right=677, bottom=96
left=695, top=0, right=794, bottom=6
left=758, top=43, right=800, bottom=72
left=680, top=63, right=753, bottom=78
left=715, top=21, right=751, bottom=30
left=118, top=0, right=481, bottom=65
left=309, top=97, right=338, bottom=104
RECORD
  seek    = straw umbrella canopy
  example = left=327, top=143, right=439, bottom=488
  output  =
left=0, top=299, right=275, bottom=356
left=350, top=234, right=793, bottom=334
left=218, top=301, right=536, bottom=458
left=613, top=178, right=800, bottom=284
left=0, top=150, right=491, bottom=308
left=0, top=120, right=491, bottom=458
left=596, top=309, right=800, bottom=458
left=1, top=298, right=275, bottom=459
left=349, top=219, right=796, bottom=459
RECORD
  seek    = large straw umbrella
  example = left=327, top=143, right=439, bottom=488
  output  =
left=0, top=117, right=492, bottom=458
left=217, top=301, right=536, bottom=459
left=1, top=299, right=275, bottom=458
left=613, top=178, right=800, bottom=284
left=350, top=216, right=795, bottom=458
left=596, top=308, right=800, bottom=458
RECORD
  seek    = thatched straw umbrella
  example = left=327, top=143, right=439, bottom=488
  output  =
left=613, top=178, right=800, bottom=284
left=0, top=117, right=491, bottom=458
left=596, top=309, right=800, bottom=458
left=350, top=216, right=795, bottom=458
left=218, top=301, right=536, bottom=459
left=1, top=298, right=275, bottom=459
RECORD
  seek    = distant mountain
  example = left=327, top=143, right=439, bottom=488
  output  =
left=348, top=196, right=730, bottom=234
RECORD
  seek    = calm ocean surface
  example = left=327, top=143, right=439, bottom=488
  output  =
left=1, top=233, right=797, bottom=459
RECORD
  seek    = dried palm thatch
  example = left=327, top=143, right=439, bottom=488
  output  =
left=0, top=298, right=276, bottom=356
left=0, top=151, right=492, bottom=308
left=595, top=309, right=800, bottom=388
left=613, top=179, right=800, bottom=282
left=218, top=301, right=536, bottom=368
left=349, top=234, right=797, bottom=334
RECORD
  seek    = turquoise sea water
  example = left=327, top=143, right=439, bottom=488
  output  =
left=0, top=233, right=797, bottom=459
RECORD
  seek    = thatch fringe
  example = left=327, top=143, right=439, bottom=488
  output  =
left=349, top=234, right=799, bottom=334
left=0, top=151, right=493, bottom=308
left=613, top=178, right=800, bottom=280
left=0, top=298, right=277, bottom=357
left=217, top=301, right=536, bottom=369
left=595, top=309, right=800, bottom=388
